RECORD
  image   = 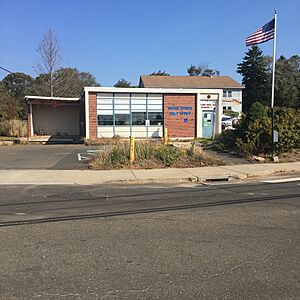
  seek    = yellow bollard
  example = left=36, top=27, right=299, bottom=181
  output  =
left=163, top=128, right=168, bottom=145
left=130, top=136, right=135, bottom=162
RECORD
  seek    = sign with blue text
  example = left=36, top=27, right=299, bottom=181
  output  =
left=167, top=106, right=192, bottom=122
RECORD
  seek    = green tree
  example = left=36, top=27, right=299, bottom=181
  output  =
left=275, top=55, right=300, bottom=108
left=2, top=72, right=34, bottom=98
left=187, top=64, right=220, bottom=76
left=0, top=83, right=19, bottom=121
left=2, top=72, right=34, bottom=119
left=33, top=67, right=100, bottom=97
left=237, top=46, right=270, bottom=112
left=114, top=78, right=131, bottom=88
left=149, top=70, right=170, bottom=76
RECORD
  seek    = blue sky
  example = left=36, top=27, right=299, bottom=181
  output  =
left=0, top=0, right=299, bottom=86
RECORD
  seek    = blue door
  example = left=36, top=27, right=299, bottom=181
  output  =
left=202, top=110, right=214, bottom=138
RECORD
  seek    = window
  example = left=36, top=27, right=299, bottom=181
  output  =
left=223, top=106, right=226, bottom=110
left=96, top=93, right=163, bottom=127
left=132, top=112, right=146, bottom=125
left=148, top=112, right=163, bottom=125
left=97, top=93, right=113, bottom=126
left=115, top=114, right=130, bottom=125
left=148, top=94, right=163, bottom=126
left=131, top=94, right=147, bottom=126
left=98, top=115, right=113, bottom=126
left=114, top=94, right=130, bottom=126
left=228, top=106, right=232, bottom=110
left=223, top=90, right=232, bottom=98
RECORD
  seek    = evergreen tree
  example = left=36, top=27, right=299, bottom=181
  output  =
left=187, top=64, right=220, bottom=76
left=149, top=70, right=170, bottom=76
left=2, top=72, right=34, bottom=119
left=237, top=46, right=270, bottom=112
left=275, top=55, right=300, bottom=108
left=114, top=78, right=131, bottom=88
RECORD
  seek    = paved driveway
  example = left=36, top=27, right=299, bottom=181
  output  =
left=0, top=144, right=95, bottom=170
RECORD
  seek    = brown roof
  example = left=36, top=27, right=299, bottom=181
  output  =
left=139, top=76, right=243, bottom=89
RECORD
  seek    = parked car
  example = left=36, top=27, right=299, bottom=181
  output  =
left=222, top=115, right=240, bottom=130
left=221, top=115, right=233, bottom=127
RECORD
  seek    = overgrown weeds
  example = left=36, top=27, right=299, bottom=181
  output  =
left=89, top=140, right=224, bottom=170
left=0, top=119, right=27, bottom=137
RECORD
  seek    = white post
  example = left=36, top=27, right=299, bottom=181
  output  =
left=30, top=103, right=34, bottom=136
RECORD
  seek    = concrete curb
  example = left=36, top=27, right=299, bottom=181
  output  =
left=0, top=162, right=299, bottom=185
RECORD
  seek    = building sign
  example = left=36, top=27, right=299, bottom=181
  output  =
left=201, top=100, right=216, bottom=109
left=167, top=106, right=192, bottom=118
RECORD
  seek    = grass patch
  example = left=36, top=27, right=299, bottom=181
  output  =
left=89, top=141, right=225, bottom=170
left=0, top=136, right=18, bottom=141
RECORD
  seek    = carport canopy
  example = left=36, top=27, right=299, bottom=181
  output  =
left=25, top=96, right=82, bottom=137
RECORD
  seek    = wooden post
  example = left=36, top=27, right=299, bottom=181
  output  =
left=130, top=136, right=135, bottom=162
left=164, top=128, right=168, bottom=145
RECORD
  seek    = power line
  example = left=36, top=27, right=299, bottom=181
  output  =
left=0, top=66, right=13, bottom=74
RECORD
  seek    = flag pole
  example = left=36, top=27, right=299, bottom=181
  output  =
left=271, top=10, right=277, bottom=158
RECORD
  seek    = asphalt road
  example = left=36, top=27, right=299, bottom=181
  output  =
left=0, top=179, right=299, bottom=299
left=0, top=144, right=95, bottom=170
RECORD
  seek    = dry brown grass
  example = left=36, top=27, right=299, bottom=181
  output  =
left=84, top=135, right=122, bottom=146
left=0, top=119, right=28, bottom=137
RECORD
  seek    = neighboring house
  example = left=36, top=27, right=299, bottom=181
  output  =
left=26, top=75, right=243, bottom=141
left=139, top=75, right=243, bottom=114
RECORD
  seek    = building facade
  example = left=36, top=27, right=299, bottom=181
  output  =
left=26, top=75, right=243, bottom=140
left=82, top=87, right=223, bottom=139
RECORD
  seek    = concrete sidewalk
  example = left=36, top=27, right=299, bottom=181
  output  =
left=0, top=162, right=299, bottom=185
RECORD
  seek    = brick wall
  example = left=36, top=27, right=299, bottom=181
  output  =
left=88, top=92, right=97, bottom=138
left=164, top=94, right=196, bottom=138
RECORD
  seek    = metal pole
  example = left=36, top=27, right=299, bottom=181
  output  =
left=130, top=135, right=135, bottom=162
left=163, top=128, right=168, bottom=145
left=271, top=10, right=277, bottom=157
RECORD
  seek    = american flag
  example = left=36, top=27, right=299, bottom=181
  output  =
left=246, top=19, right=275, bottom=46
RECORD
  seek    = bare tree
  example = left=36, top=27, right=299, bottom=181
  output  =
left=36, top=29, right=61, bottom=97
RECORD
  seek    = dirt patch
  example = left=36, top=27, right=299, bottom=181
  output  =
left=278, top=149, right=300, bottom=162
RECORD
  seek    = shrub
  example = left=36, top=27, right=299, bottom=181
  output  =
left=274, top=108, right=300, bottom=152
left=157, top=145, right=184, bottom=166
left=0, top=119, right=27, bottom=137
left=247, top=102, right=268, bottom=123
left=89, top=143, right=129, bottom=170
left=110, top=143, right=128, bottom=167
left=214, top=103, right=299, bottom=157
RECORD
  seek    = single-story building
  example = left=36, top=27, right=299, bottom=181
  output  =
left=26, top=75, right=243, bottom=141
